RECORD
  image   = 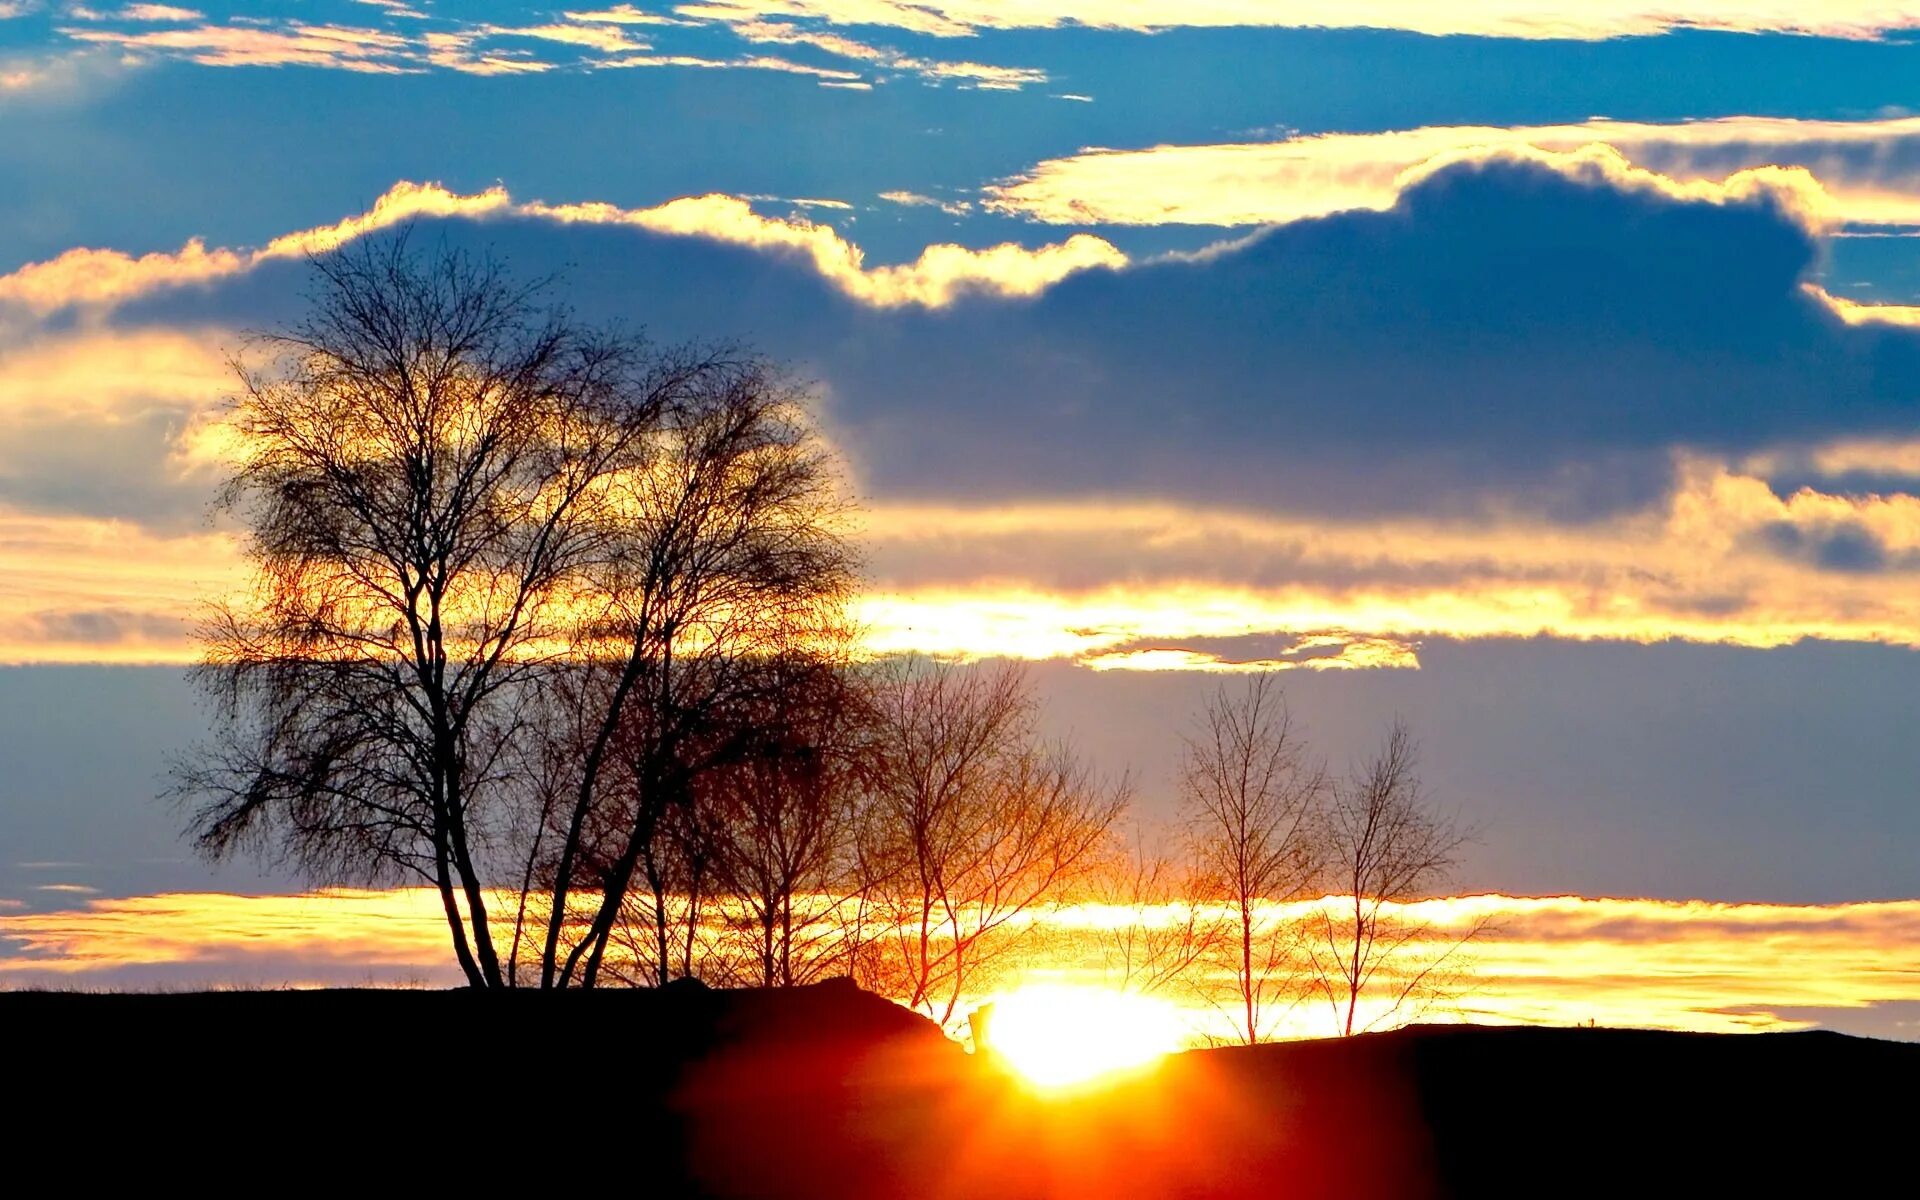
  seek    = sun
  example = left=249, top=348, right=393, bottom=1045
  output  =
left=974, top=983, right=1190, bottom=1089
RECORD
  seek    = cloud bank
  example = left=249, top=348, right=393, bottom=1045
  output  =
left=9, top=150, right=1920, bottom=665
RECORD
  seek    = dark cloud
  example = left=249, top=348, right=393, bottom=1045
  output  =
left=1712, top=1000, right=1920, bottom=1041
left=22, top=607, right=187, bottom=645
left=113, top=152, right=1920, bottom=525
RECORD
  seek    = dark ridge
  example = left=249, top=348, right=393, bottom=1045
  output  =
left=7, top=983, right=1910, bottom=1196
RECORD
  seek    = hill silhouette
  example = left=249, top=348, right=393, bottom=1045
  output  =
left=7, top=980, right=1908, bottom=1195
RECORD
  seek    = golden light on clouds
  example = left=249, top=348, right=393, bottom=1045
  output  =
left=0, top=179, right=1124, bottom=317
left=4, top=889, right=1917, bottom=1039
left=20, top=449, right=1920, bottom=663
left=11, top=173, right=1920, bottom=664
left=988, top=122, right=1920, bottom=229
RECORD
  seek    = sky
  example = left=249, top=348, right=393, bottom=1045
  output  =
left=3, top=2, right=1920, bottom=1035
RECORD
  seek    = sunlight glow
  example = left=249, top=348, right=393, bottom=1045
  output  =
left=977, top=984, right=1189, bottom=1089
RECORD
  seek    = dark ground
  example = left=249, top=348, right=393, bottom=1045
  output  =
left=6, top=981, right=1910, bottom=1195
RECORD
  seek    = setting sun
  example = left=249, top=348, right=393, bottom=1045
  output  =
left=974, top=984, right=1191, bottom=1089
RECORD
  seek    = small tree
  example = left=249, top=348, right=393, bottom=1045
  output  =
left=855, top=660, right=1127, bottom=1026
left=1309, top=721, right=1478, bottom=1036
left=1181, top=674, right=1327, bottom=1044
left=1090, top=825, right=1222, bottom=1002
left=709, top=661, right=870, bottom=988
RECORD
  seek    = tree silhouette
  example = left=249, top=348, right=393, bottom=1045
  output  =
left=175, top=236, right=850, bottom=989
left=1180, top=675, right=1327, bottom=1043
left=1308, top=721, right=1480, bottom=1035
left=533, top=360, right=856, bottom=988
left=854, top=660, right=1126, bottom=1025
left=177, top=236, right=677, bottom=987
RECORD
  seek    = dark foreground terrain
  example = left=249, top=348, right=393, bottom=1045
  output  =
left=8, top=981, right=1911, bottom=1195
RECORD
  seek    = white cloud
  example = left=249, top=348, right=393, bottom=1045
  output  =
left=879, top=189, right=973, bottom=215
left=67, top=4, right=201, bottom=20
left=721, top=16, right=1047, bottom=88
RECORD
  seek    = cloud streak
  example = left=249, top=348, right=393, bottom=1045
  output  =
left=666, top=0, right=1920, bottom=41
left=0, top=180, right=1123, bottom=316
left=33, top=4, right=1052, bottom=85
left=988, top=115, right=1920, bottom=230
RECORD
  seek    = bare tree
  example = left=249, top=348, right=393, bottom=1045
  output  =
left=534, top=364, right=857, bottom=989
left=708, top=661, right=870, bottom=987
left=1181, top=675, right=1327, bottom=1044
left=175, top=236, right=684, bottom=988
left=1309, top=720, right=1479, bottom=1036
left=855, top=661, right=1127, bottom=1026
left=1090, top=824, right=1222, bottom=1001
left=600, top=777, right=736, bottom=987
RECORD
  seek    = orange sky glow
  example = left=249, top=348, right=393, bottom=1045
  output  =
left=3, top=889, right=1915, bottom=1040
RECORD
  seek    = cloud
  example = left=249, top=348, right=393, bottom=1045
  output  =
left=0, top=508, right=229, bottom=663
left=987, top=115, right=1920, bottom=231
left=0, top=46, right=129, bottom=100
left=880, top=190, right=973, bottom=215
left=29, top=4, right=1040, bottom=85
left=49, top=11, right=740, bottom=78
left=849, top=460, right=1920, bottom=660
left=1081, top=637, right=1421, bottom=673
left=565, top=4, right=686, bottom=24
left=0, top=326, right=234, bottom=526
left=67, top=4, right=201, bottom=20
left=63, top=21, right=420, bottom=73
left=663, top=0, right=1920, bottom=41
left=537, top=192, right=1122, bottom=305
left=789, top=148, right=1904, bottom=520
left=482, top=21, right=650, bottom=54
left=602, top=50, right=863, bottom=79
left=722, top=17, right=1047, bottom=88
left=13, top=152, right=1920, bottom=664
left=0, top=180, right=1123, bottom=316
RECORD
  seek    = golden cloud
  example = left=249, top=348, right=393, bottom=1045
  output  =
left=10, top=164, right=1920, bottom=664
left=1080, top=638, right=1422, bottom=673
left=19, top=449, right=1920, bottom=664
left=987, top=117, right=1920, bottom=229
left=0, top=180, right=1124, bottom=316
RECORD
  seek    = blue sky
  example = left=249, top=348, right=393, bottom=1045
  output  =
left=5, top=2, right=1920, bottom=922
